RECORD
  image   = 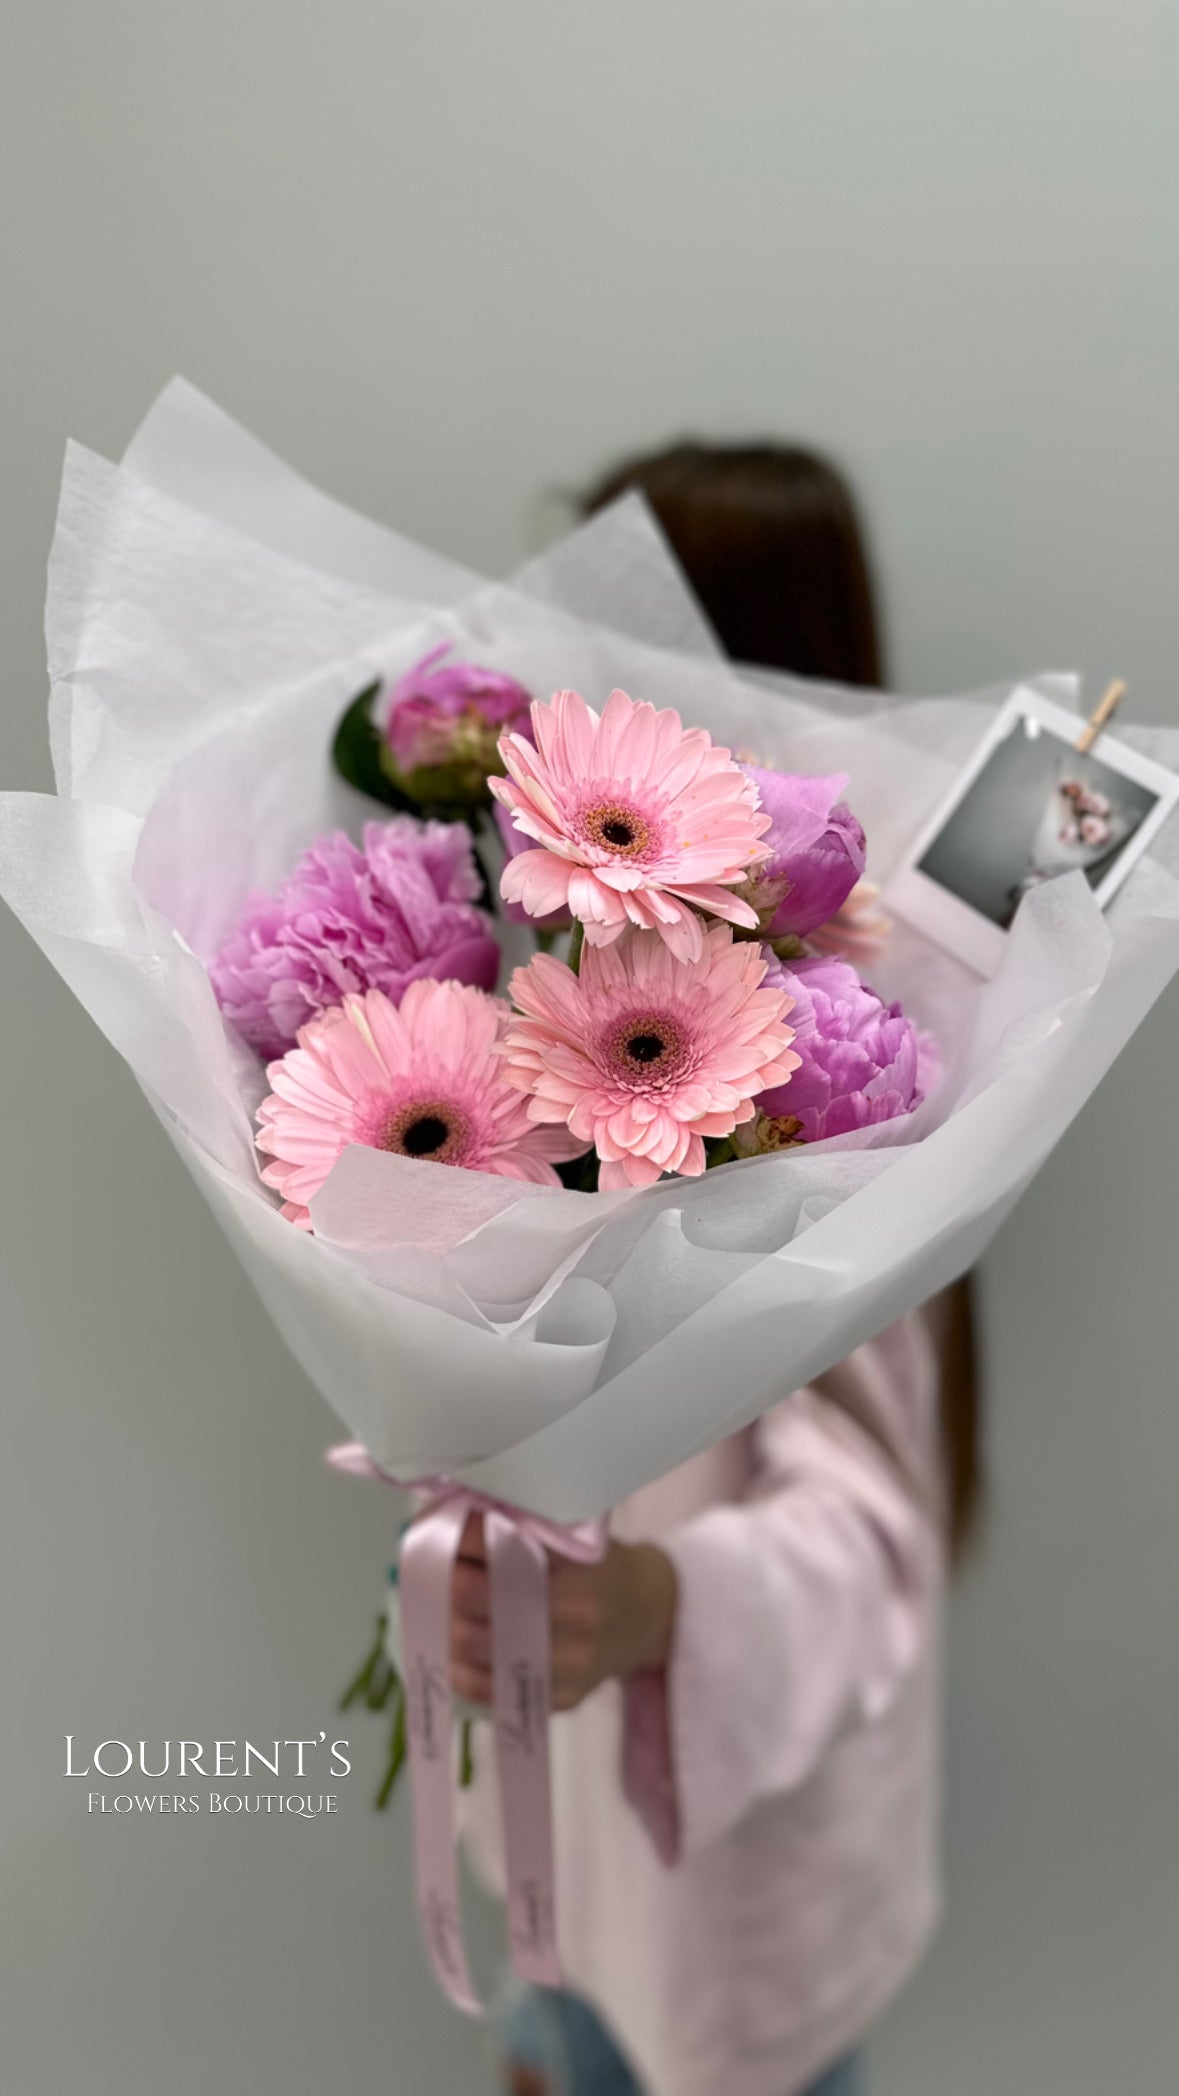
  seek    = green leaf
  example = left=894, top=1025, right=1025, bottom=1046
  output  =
left=337, top=1614, right=389, bottom=1711
left=374, top=1690, right=407, bottom=1811
left=331, top=680, right=505, bottom=828
left=331, top=682, right=415, bottom=811
left=556, top=1150, right=600, bottom=1193
left=459, top=1717, right=475, bottom=1789
left=364, top=1649, right=398, bottom=1712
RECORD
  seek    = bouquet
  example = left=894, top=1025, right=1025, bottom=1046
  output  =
left=6, top=380, right=1179, bottom=2006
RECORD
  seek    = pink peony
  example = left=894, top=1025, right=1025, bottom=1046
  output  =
left=490, top=688, right=770, bottom=963
left=385, top=644, right=533, bottom=796
left=501, top=925, right=799, bottom=1190
left=256, top=981, right=587, bottom=1227
left=739, top=766, right=866, bottom=939
left=737, top=952, right=927, bottom=1151
left=210, top=818, right=499, bottom=1061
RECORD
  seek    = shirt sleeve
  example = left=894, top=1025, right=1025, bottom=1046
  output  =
left=621, top=1311, right=945, bottom=1863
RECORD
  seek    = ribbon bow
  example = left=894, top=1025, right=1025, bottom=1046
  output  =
left=328, top=1444, right=606, bottom=2013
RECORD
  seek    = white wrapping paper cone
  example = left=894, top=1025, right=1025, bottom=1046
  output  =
left=4, top=381, right=1179, bottom=1519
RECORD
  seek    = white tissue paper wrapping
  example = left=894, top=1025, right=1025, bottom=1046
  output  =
left=5, top=380, right=1179, bottom=1521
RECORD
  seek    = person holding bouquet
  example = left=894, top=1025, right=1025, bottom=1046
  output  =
left=450, top=443, right=980, bottom=2096
left=14, top=382, right=1179, bottom=2096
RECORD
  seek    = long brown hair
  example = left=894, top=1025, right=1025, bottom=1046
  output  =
left=582, top=439, right=983, bottom=1559
left=583, top=441, right=883, bottom=686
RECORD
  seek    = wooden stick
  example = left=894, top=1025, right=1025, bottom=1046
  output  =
left=1075, top=678, right=1127, bottom=754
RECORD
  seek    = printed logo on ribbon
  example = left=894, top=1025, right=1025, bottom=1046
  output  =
left=510, top=1875, right=554, bottom=1961
left=407, top=1650, right=448, bottom=1765
left=497, top=1657, right=547, bottom=1759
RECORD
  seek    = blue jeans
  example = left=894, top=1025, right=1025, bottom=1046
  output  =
left=501, top=1985, right=864, bottom=2096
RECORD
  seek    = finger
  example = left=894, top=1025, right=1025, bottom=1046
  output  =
left=550, top=1669, right=591, bottom=1713
left=451, top=1662, right=492, bottom=1706
left=456, top=1510, right=486, bottom=1565
left=548, top=1560, right=601, bottom=1623
left=551, top=1586, right=600, bottom=1634
left=549, top=1623, right=595, bottom=1670
left=549, top=1637, right=596, bottom=1712
left=451, top=1560, right=491, bottom=1624
left=451, top=1618, right=491, bottom=1671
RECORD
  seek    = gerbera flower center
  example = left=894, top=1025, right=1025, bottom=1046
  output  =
left=582, top=802, right=652, bottom=857
left=603, top=1011, right=690, bottom=1088
left=627, top=1032, right=666, bottom=1063
left=377, top=1097, right=470, bottom=1163
left=402, top=1113, right=450, bottom=1155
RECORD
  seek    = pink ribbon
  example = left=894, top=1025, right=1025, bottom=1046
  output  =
left=328, top=1442, right=606, bottom=2013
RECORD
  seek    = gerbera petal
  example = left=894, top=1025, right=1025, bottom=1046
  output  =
left=599, top=1155, right=662, bottom=1190
left=547, top=688, right=599, bottom=780
left=646, top=902, right=704, bottom=962
left=670, top=883, right=761, bottom=928
left=489, top=1153, right=562, bottom=1186
left=502, top=849, right=576, bottom=918
left=568, top=869, right=627, bottom=928
left=580, top=916, right=628, bottom=949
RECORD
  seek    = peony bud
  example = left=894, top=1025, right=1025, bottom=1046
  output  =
left=383, top=645, right=533, bottom=810
left=740, top=766, right=866, bottom=939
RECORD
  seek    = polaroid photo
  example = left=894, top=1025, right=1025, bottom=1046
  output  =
left=886, top=684, right=1179, bottom=977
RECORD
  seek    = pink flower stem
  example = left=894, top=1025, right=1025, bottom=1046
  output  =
left=566, top=919, right=586, bottom=976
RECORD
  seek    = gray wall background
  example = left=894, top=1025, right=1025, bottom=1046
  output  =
left=2, top=4, right=1177, bottom=2091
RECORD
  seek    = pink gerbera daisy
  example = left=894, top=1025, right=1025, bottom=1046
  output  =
left=256, top=980, right=587, bottom=1227
left=489, top=688, right=771, bottom=962
left=501, top=926, right=800, bottom=1190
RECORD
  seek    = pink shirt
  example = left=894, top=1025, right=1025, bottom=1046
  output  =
left=463, top=1311, right=946, bottom=2096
